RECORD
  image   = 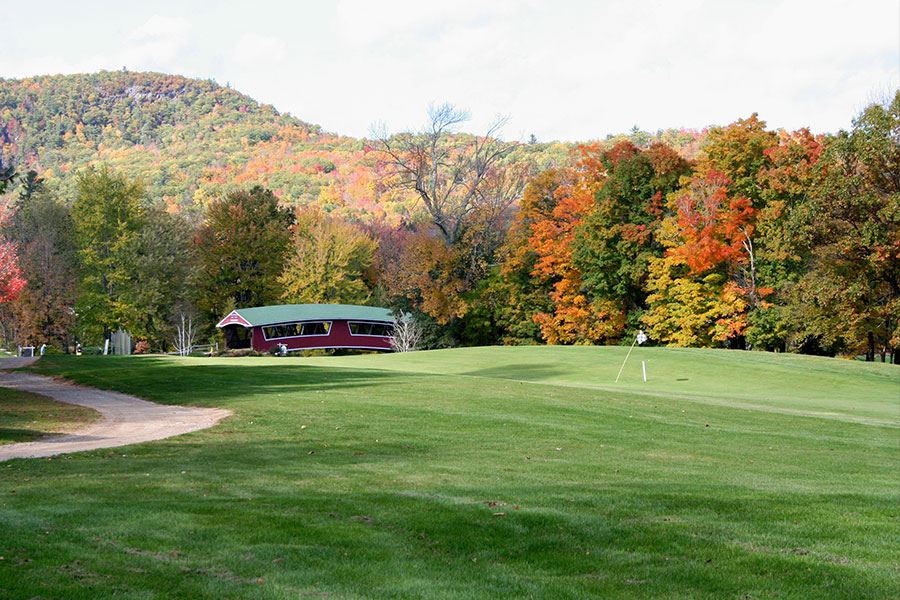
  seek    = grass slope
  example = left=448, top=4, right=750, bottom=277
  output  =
left=0, top=387, right=100, bottom=445
left=0, top=347, right=897, bottom=599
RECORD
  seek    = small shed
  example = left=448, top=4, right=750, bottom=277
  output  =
left=216, top=304, right=395, bottom=353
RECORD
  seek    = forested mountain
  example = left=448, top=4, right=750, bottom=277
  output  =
left=0, top=71, right=576, bottom=222
left=4, top=70, right=891, bottom=362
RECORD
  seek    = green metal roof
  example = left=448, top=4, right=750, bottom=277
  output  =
left=219, top=304, right=395, bottom=328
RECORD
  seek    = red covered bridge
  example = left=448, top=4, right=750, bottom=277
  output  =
left=216, top=304, right=395, bottom=353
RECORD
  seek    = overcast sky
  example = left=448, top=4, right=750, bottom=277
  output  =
left=3, top=0, right=897, bottom=141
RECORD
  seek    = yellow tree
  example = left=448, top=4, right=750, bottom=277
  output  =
left=279, top=208, right=377, bottom=305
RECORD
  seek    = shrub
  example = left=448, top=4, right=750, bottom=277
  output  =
left=222, top=348, right=262, bottom=357
left=134, top=340, right=151, bottom=354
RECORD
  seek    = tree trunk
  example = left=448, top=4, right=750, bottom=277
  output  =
left=731, top=334, right=747, bottom=350
left=866, top=331, right=875, bottom=361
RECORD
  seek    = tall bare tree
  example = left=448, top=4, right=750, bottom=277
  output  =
left=173, top=313, right=197, bottom=357
left=389, top=312, right=423, bottom=353
left=374, top=104, right=525, bottom=245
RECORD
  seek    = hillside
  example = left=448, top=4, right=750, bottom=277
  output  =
left=0, top=71, right=574, bottom=221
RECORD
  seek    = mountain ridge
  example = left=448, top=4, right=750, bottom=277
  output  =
left=0, top=71, right=690, bottom=220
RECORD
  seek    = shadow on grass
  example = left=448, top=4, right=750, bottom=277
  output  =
left=462, top=363, right=566, bottom=382
left=29, top=356, right=406, bottom=407
left=0, top=427, right=51, bottom=444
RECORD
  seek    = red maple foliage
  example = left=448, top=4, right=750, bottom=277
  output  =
left=0, top=206, right=25, bottom=303
left=669, top=170, right=755, bottom=275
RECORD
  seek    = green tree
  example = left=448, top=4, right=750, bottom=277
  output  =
left=71, top=167, right=145, bottom=344
left=786, top=93, right=900, bottom=362
left=699, top=113, right=778, bottom=205
left=194, top=186, right=293, bottom=324
left=119, top=207, right=196, bottom=349
left=279, top=208, right=377, bottom=305
left=746, top=129, right=824, bottom=351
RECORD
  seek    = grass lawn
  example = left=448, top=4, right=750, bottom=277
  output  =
left=0, top=346, right=897, bottom=599
left=0, top=387, right=100, bottom=445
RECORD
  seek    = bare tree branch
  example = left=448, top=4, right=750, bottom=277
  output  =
left=390, top=312, right=423, bottom=352
left=373, top=104, right=521, bottom=244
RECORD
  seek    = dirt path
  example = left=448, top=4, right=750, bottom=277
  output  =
left=0, top=358, right=230, bottom=461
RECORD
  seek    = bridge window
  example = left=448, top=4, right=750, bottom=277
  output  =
left=349, top=322, right=393, bottom=336
left=263, top=321, right=331, bottom=340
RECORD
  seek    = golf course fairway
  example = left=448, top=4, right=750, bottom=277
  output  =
left=0, top=346, right=897, bottom=599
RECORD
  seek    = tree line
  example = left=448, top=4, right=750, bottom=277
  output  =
left=0, top=94, right=896, bottom=361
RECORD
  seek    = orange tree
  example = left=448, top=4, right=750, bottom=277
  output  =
left=529, top=145, right=626, bottom=344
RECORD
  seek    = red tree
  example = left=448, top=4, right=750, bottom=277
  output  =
left=0, top=206, right=25, bottom=302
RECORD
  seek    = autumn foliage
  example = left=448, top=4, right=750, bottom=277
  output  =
left=0, top=210, right=25, bottom=303
left=668, top=171, right=755, bottom=275
left=528, top=145, right=626, bottom=344
left=0, top=74, right=896, bottom=362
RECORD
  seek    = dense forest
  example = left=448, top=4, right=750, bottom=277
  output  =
left=0, top=72, right=897, bottom=362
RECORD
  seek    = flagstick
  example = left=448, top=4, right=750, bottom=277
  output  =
left=615, top=335, right=638, bottom=383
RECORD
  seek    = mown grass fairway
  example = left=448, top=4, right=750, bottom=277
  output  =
left=1, top=347, right=898, bottom=599
left=0, top=387, right=99, bottom=445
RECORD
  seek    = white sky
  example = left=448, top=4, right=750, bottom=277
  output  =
left=2, top=0, right=897, bottom=141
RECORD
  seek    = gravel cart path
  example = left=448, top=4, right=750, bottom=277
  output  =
left=0, top=358, right=230, bottom=461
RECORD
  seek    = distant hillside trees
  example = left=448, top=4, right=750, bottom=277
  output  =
left=0, top=72, right=571, bottom=224
left=0, top=81, right=895, bottom=362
